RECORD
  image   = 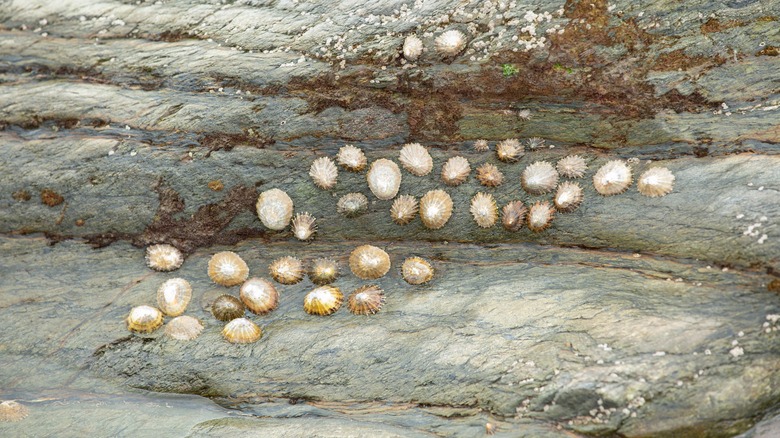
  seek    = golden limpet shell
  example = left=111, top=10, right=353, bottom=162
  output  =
left=222, top=317, right=262, bottom=344
left=555, top=181, right=584, bottom=213
left=435, top=29, right=467, bottom=56
left=291, top=212, right=316, bottom=241
left=390, top=194, right=418, bottom=225
left=349, top=245, right=391, bottom=280
left=402, top=34, right=423, bottom=61
left=502, top=200, right=527, bottom=232
left=441, top=156, right=471, bottom=186
left=474, top=139, right=489, bottom=152
left=269, top=256, right=305, bottom=285
left=419, top=189, right=453, bottom=230
left=521, top=161, right=559, bottom=195
left=164, top=315, right=204, bottom=341
left=348, top=285, right=385, bottom=315
left=145, top=243, right=183, bottom=272
left=527, top=137, right=545, bottom=150
left=557, top=155, right=588, bottom=178
left=0, top=400, right=29, bottom=422
left=240, top=278, right=279, bottom=315
left=337, top=145, right=367, bottom=172
left=309, top=156, right=338, bottom=189
left=127, top=305, right=164, bottom=334
left=399, top=142, right=433, bottom=176
left=304, top=285, right=344, bottom=316
left=593, top=160, right=632, bottom=196
left=308, top=257, right=339, bottom=285
left=527, top=201, right=555, bottom=232
left=208, top=251, right=249, bottom=287
left=476, top=163, right=504, bottom=187
left=638, top=167, right=675, bottom=197
left=470, top=192, right=498, bottom=228
left=211, top=294, right=245, bottom=322
left=337, top=192, right=369, bottom=217
left=256, top=188, right=294, bottom=230
left=496, top=138, right=523, bottom=162
left=402, top=257, right=434, bottom=285
left=156, top=278, right=192, bottom=317
left=367, top=158, right=402, bottom=200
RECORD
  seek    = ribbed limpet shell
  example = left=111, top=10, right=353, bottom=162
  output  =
left=349, top=245, right=391, bottom=280
left=127, top=305, right=164, bottom=334
left=145, top=244, right=183, bottom=272
left=308, top=257, right=339, bottom=285
left=291, top=212, right=316, bottom=241
left=419, top=190, right=453, bottom=230
left=304, top=286, right=343, bottom=316
left=638, top=167, right=675, bottom=197
left=211, top=294, right=245, bottom=322
left=557, top=155, right=587, bottom=178
left=240, top=278, right=279, bottom=315
left=156, top=278, right=192, bottom=317
left=470, top=192, right=498, bottom=228
left=474, top=139, right=489, bottom=152
left=348, top=285, right=385, bottom=315
left=309, top=157, right=338, bottom=189
left=222, top=317, right=262, bottom=344
left=208, top=251, right=249, bottom=287
left=399, top=143, right=433, bottom=176
left=501, top=200, right=527, bottom=232
left=402, top=257, right=434, bottom=285
left=165, top=315, right=204, bottom=340
left=496, top=138, right=523, bottom=162
left=0, top=400, right=29, bottom=422
left=476, top=163, right=504, bottom=187
left=403, top=35, right=423, bottom=61
left=337, top=193, right=369, bottom=217
left=256, top=188, right=294, bottom=230
left=337, top=145, right=367, bottom=172
left=527, top=201, right=555, bottom=232
left=435, top=29, right=467, bottom=56
left=441, top=156, right=471, bottom=186
left=554, top=181, right=584, bottom=212
left=593, top=160, right=632, bottom=196
left=390, top=194, right=418, bottom=225
left=367, top=158, right=402, bottom=200
left=527, top=137, right=545, bottom=150
left=522, top=161, right=559, bottom=195
left=269, top=256, right=305, bottom=285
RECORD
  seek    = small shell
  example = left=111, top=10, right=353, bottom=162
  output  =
left=256, top=188, right=294, bottom=230
left=390, top=194, right=418, bottom=225
left=402, top=257, right=434, bottom=285
left=638, top=167, right=675, bottom=197
left=240, top=278, right=279, bottom=314
left=291, top=212, right=316, bottom=241
left=208, top=251, right=249, bottom=287
left=557, top=155, right=588, bottom=178
left=476, top=163, right=504, bottom=187
left=554, top=181, right=584, bottom=212
left=485, top=423, right=497, bottom=435
left=527, top=137, right=545, bottom=150
left=474, top=139, right=489, bottom=152
left=211, top=294, right=245, bottom=322
left=399, top=143, right=433, bottom=176
left=309, top=157, right=338, bottom=189
left=403, top=34, right=424, bottom=61
left=304, top=286, right=343, bottom=316
left=435, top=29, right=467, bottom=56
left=521, top=161, right=559, bottom=195
left=127, top=305, right=164, bottom=334
left=502, top=200, right=527, bottom=232
left=145, top=244, right=183, bottom=272
left=308, top=257, right=339, bottom=285
left=367, top=158, right=402, bottom=200
left=593, top=160, right=633, bottom=196
left=337, top=145, right=367, bottom=172
left=527, top=201, right=555, bottom=232
left=0, top=400, right=29, bottom=422
left=269, top=256, right=305, bottom=285
left=419, top=190, right=453, bottom=230
left=470, top=192, right=498, bottom=228
left=348, top=285, right=385, bottom=315
left=222, top=317, right=262, bottom=344
left=337, top=192, right=369, bottom=217
left=349, top=245, right=391, bottom=280
left=496, top=138, right=523, bottom=162
left=156, top=278, right=192, bottom=317
left=165, top=315, right=204, bottom=340
left=441, top=156, right=471, bottom=186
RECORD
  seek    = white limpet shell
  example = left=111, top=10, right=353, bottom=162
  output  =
left=441, top=156, right=470, bottom=186
left=337, top=192, right=369, bottom=217
left=145, top=244, right=183, bottom=272
left=402, top=35, right=423, bottom=61
left=399, top=143, right=433, bottom=176
left=222, top=317, right=262, bottom=344
left=309, top=157, right=338, bottom=189
left=474, top=139, right=489, bottom=152
left=527, top=201, right=555, bottom=232
left=435, top=29, right=467, bottom=56
left=165, top=315, right=204, bottom=340
left=156, top=278, right=192, bottom=316
left=557, top=155, right=588, bottom=178
left=256, top=188, right=294, bottom=230
left=240, top=277, right=279, bottom=314
left=521, top=161, right=559, bottom=195
left=402, top=257, right=434, bottom=285
left=367, top=158, right=402, bottom=200
left=337, top=145, right=367, bottom=172
left=390, top=194, right=418, bottom=225
left=419, top=190, right=453, bottom=230
left=638, top=167, right=675, bottom=197
left=349, top=245, right=391, bottom=280
left=127, top=305, right=164, bottom=334
left=470, top=192, right=498, bottom=228
left=554, top=181, right=584, bottom=213
left=291, top=212, right=316, bottom=241
left=496, top=138, right=523, bottom=162
left=593, top=160, right=633, bottom=196
left=527, top=137, right=545, bottom=150
left=208, top=251, right=249, bottom=287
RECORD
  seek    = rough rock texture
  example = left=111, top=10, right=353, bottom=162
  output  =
left=1, top=0, right=779, bottom=436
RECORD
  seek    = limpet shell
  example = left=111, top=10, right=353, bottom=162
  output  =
left=156, top=278, right=192, bottom=317
left=367, top=158, right=402, bottom=200
left=501, top=200, right=527, bottom=232
left=304, top=286, right=343, bottom=316
left=145, top=244, right=183, bottom=272
left=349, top=245, right=391, bottom=280
left=496, top=138, right=523, bottom=162
left=291, top=212, right=316, bottom=241
left=269, top=256, right=305, bottom=285
left=470, top=192, right=498, bottom=228
left=211, top=294, right=245, bottom=322
left=554, top=181, right=584, bottom=213
left=308, top=257, right=339, bottom=285
left=208, top=251, right=249, bottom=287
left=127, top=305, right=164, bottom=334
left=403, top=34, right=423, bottom=61
left=593, top=160, right=632, bottom=196
left=309, top=156, right=338, bottom=189
left=348, top=285, right=385, bottom=315
left=337, top=145, right=367, bottom=172
left=527, top=201, right=555, bottom=232
left=222, top=317, right=262, bottom=344
left=165, top=315, right=204, bottom=341
left=441, top=156, right=471, bottom=186
left=419, top=190, right=453, bottom=230
left=476, top=163, right=504, bottom=187
left=435, top=29, right=467, bottom=56
left=399, top=143, right=433, bottom=176
left=527, top=137, right=545, bottom=149
left=0, top=400, right=29, bottom=422
left=337, top=192, right=369, bottom=217
left=638, top=167, right=675, bottom=197
left=521, top=161, right=559, bottom=195
left=240, top=278, right=279, bottom=315
left=256, top=188, right=294, bottom=230
left=402, top=257, right=434, bottom=285
left=474, top=139, right=489, bottom=152
left=557, top=155, right=588, bottom=178
left=390, top=194, right=418, bottom=225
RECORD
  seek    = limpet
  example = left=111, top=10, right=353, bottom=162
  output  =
left=557, top=155, right=587, bottom=178
left=435, top=29, right=467, bottom=56
left=521, top=161, right=559, bottom=195
left=211, top=294, right=245, bottom=322
left=240, top=278, right=279, bottom=315
left=222, top=317, right=262, bottom=344
left=0, top=400, right=29, bottom=422
left=269, top=256, right=305, bottom=285
left=441, top=156, right=471, bottom=186
left=291, top=212, right=316, bottom=241
left=165, top=315, right=204, bottom=341
left=419, top=190, right=453, bottom=230
left=403, top=35, right=423, bottom=61
left=349, top=245, right=391, bottom=280
left=402, top=256, right=434, bottom=285
left=474, top=139, right=489, bottom=152
left=309, top=157, right=338, bottom=189
left=308, top=257, right=339, bottom=285
left=337, top=193, right=369, bottom=217
left=347, top=285, right=385, bottom=315
left=156, top=278, right=192, bottom=317
left=638, top=167, right=675, bottom=197
left=527, top=201, right=555, bottom=232
left=554, top=181, right=584, bottom=213
left=593, top=160, right=632, bottom=196
left=127, top=305, right=164, bottom=334
left=399, top=143, right=433, bottom=176
left=256, top=188, right=294, bottom=230
left=390, top=195, right=418, bottom=225
left=470, top=192, right=498, bottom=228
left=337, top=145, right=367, bottom=172
left=496, top=138, right=523, bottom=162
left=208, top=251, right=249, bottom=287
left=502, top=200, right=527, bottom=232
left=145, top=244, right=183, bottom=272
left=304, top=286, right=343, bottom=316
left=367, top=158, right=402, bottom=200
left=476, top=163, right=504, bottom=187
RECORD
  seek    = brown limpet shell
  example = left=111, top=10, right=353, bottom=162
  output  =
left=496, top=138, right=523, bottom=162
left=337, top=193, right=369, bottom=217
left=145, top=244, right=183, bottom=272
left=308, top=257, right=339, bottom=285
left=349, top=245, right=391, bottom=280
left=222, top=317, right=262, bottom=344
left=240, top=278, right=279, bottom=315
left=211, top=294, right=245, bottom=322
left=127, top=305, right=164, bottom=334
left=165, top=315, right=204, bottom=341
left=390, top=194, right=418, bottom=225
left=156, top=278, right=192, bottom=317
left=502, top=200, right=527, bottom=232
left=348, top=285, right=386, bottom=315
left=208, top=251, right=249, bottom=287
left=476, top=163, right=504, bottom=187
left=419, top=190, right=453, bottom=230
left=269, top=256, right=305, bottom=285
left=527, top=201, right=555, bottom=232
left=402, top=257, right=434, bottom=285
left=304, top=286, right=344, bottom=316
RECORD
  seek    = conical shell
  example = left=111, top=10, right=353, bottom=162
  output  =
left=156, top=278, right=192, bottom=316
left=554, top=181, right=584, bottom=212
left=403, top=34, right=423, bottom=61
left=145, top=244, right=183, bottom=272
left=390, top=194, right=418, bottom=225
left=256, top=188, right=294, bottom=230
left=127, top=305, right=164, bottom=334
left=208, top=251, right=249, bottom=287
left=349, top=245, right=391, bottom=280
left=441, top=156, right=471, bottom=186
left=165, top=315, right=204, bottom=340
left=291, top=212, right=316, bottom=241
left=240, top=278, right=279, bottom=314
left=337, top=145, right=367, bottom=172
left=557, top=155, right=588, bottom=178
left=419, top=190, right=453, bottom=230
left=0, top=401, right=29, bottom=422
left=496, top=138, right=523, bottom=162
left=402, top=257, right=434, bottom=285
left=527, top=137, right=545, bottom=150
left=348, top=285, right=385, bottom=315
left=476, top=163, right=504, bottom=187
left=222, top=317, right=262, bottom=344
left=435, top=29, right=467, bottom=56
left=502, top=200, right=527, bottom=232
left=474, top=139, right=489, bottom=152
left=470, top=192, right=498, bottom=228
left=593, top=160, right=632, bottom=196
left=527, top=201, right=555, bottom=232
left=337, top=193, right=369, bottom=217
left=309, top=157, right=338, bottom=189
left=308, top=257, right=339, bottom=285
left=521, top=161, right=559, bottom=195
left=367, top=159, right=402, bottom=200
left=638, top=167, right=675, bottom=197
left=304, top=286, right=343, bottom=316
left=269, top=256, right=305, bottom=285
left=211, top=294, right=245, bottom=321
left=399, top=143, right=433, bottom=176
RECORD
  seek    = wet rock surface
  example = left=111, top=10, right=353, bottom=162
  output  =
left=1, top=0, right=779, bottom=436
